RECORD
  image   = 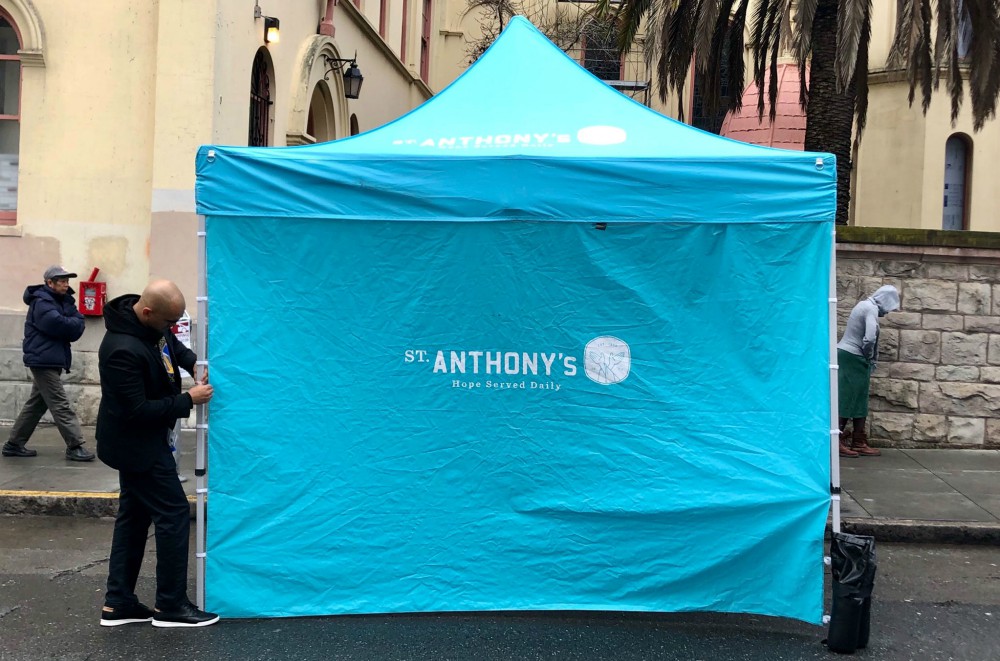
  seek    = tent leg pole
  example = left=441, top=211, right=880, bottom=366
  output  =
left=829, top=226, right=841, bottom=534
left=196, top=214, right=208, bottom=608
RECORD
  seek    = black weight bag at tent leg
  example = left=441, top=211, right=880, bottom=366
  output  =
left=826, top=532, right=877, bottom=654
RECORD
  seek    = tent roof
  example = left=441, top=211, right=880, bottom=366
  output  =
left=195, top=17, right=835, bottom=223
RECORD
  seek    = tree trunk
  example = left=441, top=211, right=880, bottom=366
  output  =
left=804, top=0, right=856, bottom=226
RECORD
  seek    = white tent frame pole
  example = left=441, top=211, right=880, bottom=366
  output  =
left=195, top=215, right=208, bottom=608
left=829, top=226, right=841, bottom=534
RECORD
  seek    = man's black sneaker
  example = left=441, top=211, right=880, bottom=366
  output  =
left=100, top=602, right=155, bottom=626
left=151, top=601, right=220, bottom=628
left=66, top=446, right=95, bottom=462
left=2, top=443, right=37, bottom=457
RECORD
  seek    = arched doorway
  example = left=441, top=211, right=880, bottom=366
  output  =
left=306, top=81, right=336, bottom=143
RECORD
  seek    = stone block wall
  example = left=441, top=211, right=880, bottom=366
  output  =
left=838, top=239, right=1000, bottom=449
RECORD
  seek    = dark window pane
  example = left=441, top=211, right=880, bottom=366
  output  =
left=0, top=19, right=19, bottom=56
left=0, top=60, right=20, bottom=115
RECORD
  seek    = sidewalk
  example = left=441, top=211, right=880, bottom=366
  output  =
left=1, top=426, right=998, bottom=544
left=0, top=425, right=197, bottom=517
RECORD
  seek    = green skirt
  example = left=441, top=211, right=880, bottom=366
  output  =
left=838, top=349, right=871, bottom=418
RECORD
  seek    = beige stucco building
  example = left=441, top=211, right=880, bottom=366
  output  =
left=2, top=1, right=996, bottom=320
left=0, top=0, right=436, bottom=318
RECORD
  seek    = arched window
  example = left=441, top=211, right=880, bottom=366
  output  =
left=942, top=133, right=971, bottom=231
left=248, top=49, right=273, bottom=147
left=350, top=114, right=360, bottom=136
left=0, top=9, right=21, bottom=224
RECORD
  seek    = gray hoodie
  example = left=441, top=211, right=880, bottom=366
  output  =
left=837, top=285, right=901, bottom=364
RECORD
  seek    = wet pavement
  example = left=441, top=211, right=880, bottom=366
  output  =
left=1, top=516, right=998, bottom=661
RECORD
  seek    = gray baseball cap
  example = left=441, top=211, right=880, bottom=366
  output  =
left=43, top=265, right=77, bottom=281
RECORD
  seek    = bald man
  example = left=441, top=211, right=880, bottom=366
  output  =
left=96, top=280, right=218, bottom=628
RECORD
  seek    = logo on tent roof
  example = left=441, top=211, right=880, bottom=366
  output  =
left=576, top=126, right=627, bottom=146
left=390, top=125, right=628, bottom=150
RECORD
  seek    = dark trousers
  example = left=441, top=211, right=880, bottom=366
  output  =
left=105, top=445, right=190, bottom=610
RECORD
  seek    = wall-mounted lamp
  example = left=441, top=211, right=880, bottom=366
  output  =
left=254, top=1, right=280, bottom=44
left=264, top=17, right=280, bottom=44
left=322, top=53, right=364, bottom=100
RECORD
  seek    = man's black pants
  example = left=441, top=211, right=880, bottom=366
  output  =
left=105, top=444, right=190, bottom=610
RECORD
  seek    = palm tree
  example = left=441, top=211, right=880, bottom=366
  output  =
left=616, top=0, right=1000, bottom=225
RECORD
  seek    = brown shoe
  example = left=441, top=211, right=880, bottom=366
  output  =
left=851, top=442, right=881, bottom=457
left=839, top=442, right=859, bottom=458
left=851, top=425, right=881, bottom=457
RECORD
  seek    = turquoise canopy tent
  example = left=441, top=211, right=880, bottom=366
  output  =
left=194, top=17, right=837, bottom=623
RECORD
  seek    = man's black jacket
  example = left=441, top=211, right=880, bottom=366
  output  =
left=96, top=294, right=197, bottom=472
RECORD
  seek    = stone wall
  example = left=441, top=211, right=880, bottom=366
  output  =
left=838, top=238, right=1000, bottom=449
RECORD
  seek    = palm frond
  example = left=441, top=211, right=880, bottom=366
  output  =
left=835, top=0, right=872, bottom=93
left=750, top=0, right=784, bottom=121
left=694, top=0, right=723, bottom=71
left=853, top=6, right=873, bottom=147
left=887, top=0, right=924, bottom=71
left=791, top=0, right=818, bottom=107
left=701, top=0, right=738, bottom=114
left=933, top=0, right=957, bottom=89
left=615, top=0, right=652, bottom=53
left=964, top=0, right=1000, bottom=130
left=727, top=0, right=750, bottom=113
left=792, top=0, right=818, bottom=62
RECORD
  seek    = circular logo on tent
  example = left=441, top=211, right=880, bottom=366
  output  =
left=576, top=125, right=627, bottom=146
left=584, top=336, right=631, bottom=385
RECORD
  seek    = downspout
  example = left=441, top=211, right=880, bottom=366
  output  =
left=319, top=0, right=337, bottom=36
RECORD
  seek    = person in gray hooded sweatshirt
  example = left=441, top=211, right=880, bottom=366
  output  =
left=836, top=285, right=901, bottom=457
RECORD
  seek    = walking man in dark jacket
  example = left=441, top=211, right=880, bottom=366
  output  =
left=96, top=279, right=218, bottom=628
left=3, top=265, right=95, bottom=461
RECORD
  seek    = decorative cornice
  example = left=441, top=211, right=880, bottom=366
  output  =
left=868, top=64, right=970, bottom=86
left=17, top=49, right=44, bottom=68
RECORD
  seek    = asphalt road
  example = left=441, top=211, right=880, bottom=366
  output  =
left=1, top=516, right=997, bottom=661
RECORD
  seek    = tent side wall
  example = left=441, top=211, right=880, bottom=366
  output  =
left=201, top=214, right=832, bottom=623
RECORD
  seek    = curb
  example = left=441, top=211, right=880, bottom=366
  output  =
left=0, top=490, right=197, bottom=519
left=840, top=517, right=1000, bottom=546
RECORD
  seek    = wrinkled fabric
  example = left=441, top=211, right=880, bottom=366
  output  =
left=204, top=219, right=832, bottom=624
